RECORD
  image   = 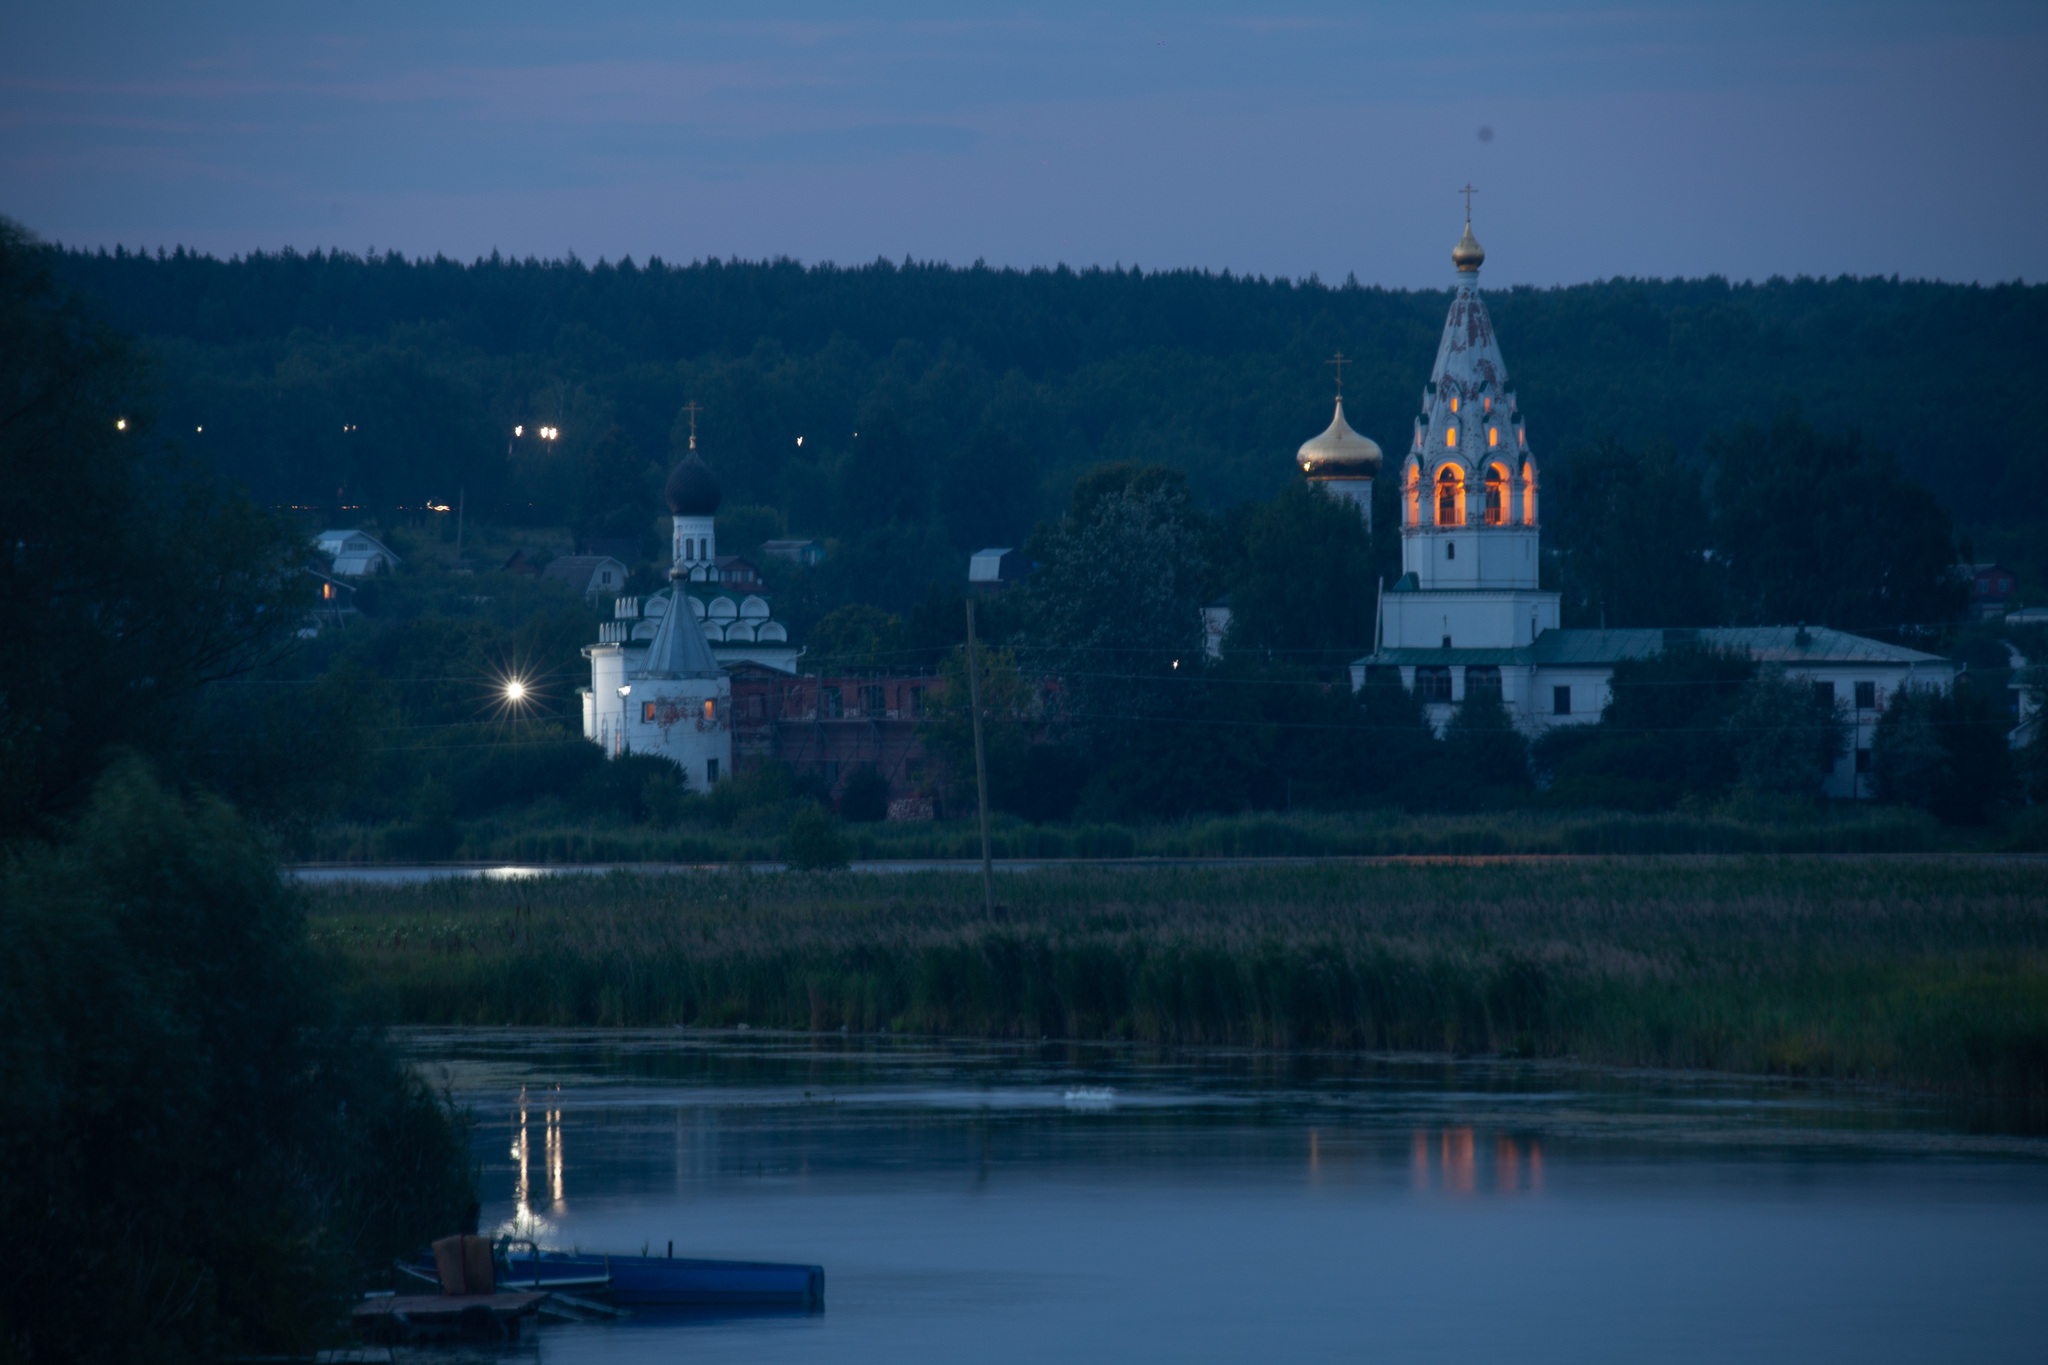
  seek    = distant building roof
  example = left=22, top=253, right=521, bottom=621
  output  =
left=314, top=529, right=400, bottom=577
left=759, top=539, right=822, bottom=564
left=969, top=548, right=1029, bottom=585
left=542, top=555, right=629, bottom=595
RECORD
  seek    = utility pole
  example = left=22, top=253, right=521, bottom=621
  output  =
left=454, top=487, right=465, bottom=562
left=964, top=597, right=994, bottom=915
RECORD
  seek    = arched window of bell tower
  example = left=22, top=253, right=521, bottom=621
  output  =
left=1404, top=463, right=1421, bottom=526
left=1520, top=461, right=1538, bottom=525
left=1484, top=463, right=1511, bottom=526
left=1435, top=465, right=1466, bottom=527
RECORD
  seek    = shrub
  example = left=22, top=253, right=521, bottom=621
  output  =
left=784, top=801, right=851, bottom=870
left=839, top=764, right=892, bottom=822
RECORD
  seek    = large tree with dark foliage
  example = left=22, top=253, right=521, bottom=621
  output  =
left=0, top=763, right=474, bottom=1362
left=1226, top=480, right=1377, bottom=665
left=0, top=219, right=311, bottom=836
left=1710, top=412, right=1964, bottom=630
left=1548, top=437, right=1719, bottom=628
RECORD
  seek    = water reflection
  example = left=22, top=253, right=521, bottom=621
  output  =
left=405, top=1030, right=2048, bottom=1365
left=499, top=1083, right=564, bottom=1243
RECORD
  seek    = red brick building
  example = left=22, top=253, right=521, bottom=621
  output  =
left=729, top=663, right=949, bottom=810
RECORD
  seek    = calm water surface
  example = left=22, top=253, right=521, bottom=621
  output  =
left=400, top=1028, right=2048, bottom=1364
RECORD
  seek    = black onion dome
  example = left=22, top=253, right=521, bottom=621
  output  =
left=664, top=451, right=722, bottom=516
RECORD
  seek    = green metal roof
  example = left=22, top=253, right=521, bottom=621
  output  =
left=1358, top=626, right=1950, bottom=670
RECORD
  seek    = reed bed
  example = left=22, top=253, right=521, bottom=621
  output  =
left=303, top=804, right=1953, bottom=865
left=308, top=858, right=2048, bottom=1103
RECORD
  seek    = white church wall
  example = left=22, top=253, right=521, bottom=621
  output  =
left=1381, top=592, right=1557, bottom=650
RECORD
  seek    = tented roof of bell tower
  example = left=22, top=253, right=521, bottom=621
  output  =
left=1429, top=276, right=1509, bottom=402
left=635, top=585, right=724, bottom=679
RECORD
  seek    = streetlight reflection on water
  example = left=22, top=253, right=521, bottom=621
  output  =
left=502, top=1084, right=566, bottom=1242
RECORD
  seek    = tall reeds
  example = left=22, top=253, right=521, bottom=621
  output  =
left=310, top=858, right=2048, bottom=1103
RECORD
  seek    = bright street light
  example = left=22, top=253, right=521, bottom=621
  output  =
left=504, top=680, right=528, bottom=702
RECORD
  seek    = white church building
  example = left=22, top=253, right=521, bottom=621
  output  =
left=1340, top=214, right=1954, bottom=800
left=577, top=435, right=741, bottom=788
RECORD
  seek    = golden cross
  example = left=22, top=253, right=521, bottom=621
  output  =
left=1328, top=351, right=1350, bottom=398
left=1460, top=184, right=1477, bottom=219
left=682, top=401, right=703, bottom=448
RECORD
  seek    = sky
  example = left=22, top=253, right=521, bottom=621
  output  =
left=3, top=1, right=2044, bottom=288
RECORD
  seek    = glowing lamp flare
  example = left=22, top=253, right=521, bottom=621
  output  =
left=504, top=680, right=528, bottom=702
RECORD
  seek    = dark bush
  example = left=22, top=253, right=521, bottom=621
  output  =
left=784, top=802, right=851, bottom=870
left=839, top=764, right=892, bottom=822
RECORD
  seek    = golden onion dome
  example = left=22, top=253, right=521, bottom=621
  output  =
left=1452, top=219, right=1485, bottom=273
left=1296, top=399, right=1383, bottom=476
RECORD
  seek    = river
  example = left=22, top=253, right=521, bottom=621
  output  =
left=399, top=1028, right=2048, bottom=1364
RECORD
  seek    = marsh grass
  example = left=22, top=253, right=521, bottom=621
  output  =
left=303, top=804, right=1953, bottom=864
left=308, top=858, right=2048, bottom=1104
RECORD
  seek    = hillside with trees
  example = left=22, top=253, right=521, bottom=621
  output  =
left=51, top=246, right=2048, bottom=604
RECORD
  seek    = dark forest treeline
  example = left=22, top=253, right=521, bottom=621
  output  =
left=52, top=246, right=2048, bottom=589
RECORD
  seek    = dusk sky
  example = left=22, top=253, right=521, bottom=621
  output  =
left=5, top=1, right=2043, bottom=288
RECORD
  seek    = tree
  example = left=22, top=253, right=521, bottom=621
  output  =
left=939, top=425, right=1040, bottom=551
left=805, top=604, right=907, bottom=672
left=1226, top=481, right=1376, bottom=665
left=1724, top=665, right=1849, bottom=800
left=1442, top=687, right=1532, bottom=795
left=1356, top=671, right=1445, bottom=806
left=0, top=761, right=472, bottom=1361
left=1534, top=646, right=1755, bottom=809
left=921, top=641, right=1031, bottom=813
left=1872, top=682, right=2015, bottom=824
left=1550, top=438, right=1719, bottom=628
left=1710, top=412, right=1965, bottom=630
left=0, top=219, right=312, bottom=837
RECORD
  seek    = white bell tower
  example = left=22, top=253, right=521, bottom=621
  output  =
left=1381, top=200, right=1558, bottom=652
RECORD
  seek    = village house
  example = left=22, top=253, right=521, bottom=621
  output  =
left=315, top=528, right=400, bottom=576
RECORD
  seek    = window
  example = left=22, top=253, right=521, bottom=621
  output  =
left=1446, top=426, right=1458, bottom=447
left=1464, top=666, right=1502, bottom=699
left=821, top=686, right=843, bottom=718
left=1484, top=464, right=1508, bottom=524
left=702, top=699, right=715, bottom=722
left=1415, top=666, right=1452, bottom=702
left=1553, top=685, right=1572, bottom=716
left=861, top=684, right=886, bottom=716
left=1854, top=748, right=1871, bottom=774
left=706, top=758, right=719, bottom=783
left=642, top=701, right=656, bottom=722
left=685, top=537, right=694, bottom=560
left=1446, top=540, right=1456, bottom=560
left=1813, top=681, right=1836, bottom=707
left=1855, top=681, right=1876, bottom=710
left=1488, top=426, right=1499, bottom=449
left=1450, top=395, right=1459, bottom=413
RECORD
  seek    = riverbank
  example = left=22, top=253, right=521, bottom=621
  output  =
left=296, top=802, right=2044, bottom=865
left=309, top=858, right=2048, bottom=1105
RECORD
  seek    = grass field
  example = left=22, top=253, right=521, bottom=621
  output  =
left=308, top=857, right=2048, bottom=1106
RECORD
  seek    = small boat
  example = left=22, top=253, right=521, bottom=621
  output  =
left=401, top=1243, right=825, bottom=1310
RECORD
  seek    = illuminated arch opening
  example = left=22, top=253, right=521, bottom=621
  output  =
left=1484, top=463, right=1512, bottom=526
left=1404, top=462, right=1421, bottom=527
left=1435, top=464, right=1466, bottom=527
left=1520, top=460, right=1538, bottom=524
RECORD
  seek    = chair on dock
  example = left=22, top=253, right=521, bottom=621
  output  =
left=430, top=1234, right=496, bottom=1296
